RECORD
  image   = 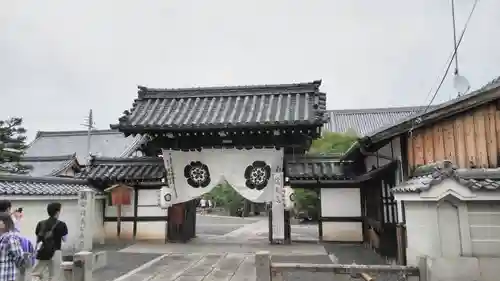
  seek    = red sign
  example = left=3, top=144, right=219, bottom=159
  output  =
left=110, top=186, right=132, bottom=206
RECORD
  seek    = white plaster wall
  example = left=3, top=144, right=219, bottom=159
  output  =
left=321, top=188, right=362, bottom=242
left=104, top=189, right=167, bottom=240
left=321, top=188, right=360, bottom=217
left=404, top=201, right=441, bottom=265
left=10, top=197, right=104, bottom=251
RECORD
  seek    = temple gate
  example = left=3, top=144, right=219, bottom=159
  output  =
left=98, top=80, right=328, bottom=243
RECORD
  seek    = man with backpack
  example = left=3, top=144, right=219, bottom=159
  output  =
left=31, top=203, right=68, bottom=281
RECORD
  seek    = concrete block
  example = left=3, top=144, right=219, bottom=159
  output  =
left=478, top=257, right=500, bottom=281
left=92, top=251, right=107, bottom=271
left=427, top=257, right=480, bottom=281
left=73, top=251, right=93, bottom=281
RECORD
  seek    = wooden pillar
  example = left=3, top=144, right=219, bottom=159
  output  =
left=268, top=207, right=273, bottom=243
left=317, top=188, right=323, bottom=241
left=133, top=187, right=139, bottom=240
left=284, top=210, right=291, bottom=244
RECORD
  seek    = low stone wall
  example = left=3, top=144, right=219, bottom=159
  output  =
left=424, top=256, right=500, bottom=281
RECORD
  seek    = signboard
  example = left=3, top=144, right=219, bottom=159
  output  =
left=272, top=172, right=285, bottom=241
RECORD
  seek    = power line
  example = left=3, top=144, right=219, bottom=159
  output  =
left=451, top=0, right=460, bottom=75
left=422, top=0, right=480, bottom=115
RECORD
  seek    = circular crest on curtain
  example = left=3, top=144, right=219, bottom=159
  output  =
left=244, top=160, right=271, bottom=190
left=184, top=161, right=211, bottom=188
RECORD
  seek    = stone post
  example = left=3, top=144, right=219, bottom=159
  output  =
left=77, top=188, right=95, bottom=252
left=73, top=251, right=93, bottom=281
left=18, top=252, right=33, bottom=281
left=255, top=251, right=271, bottom=281
left=271, top=172, right=285, bottom=243
left=61, top=261, right=74, bottom=281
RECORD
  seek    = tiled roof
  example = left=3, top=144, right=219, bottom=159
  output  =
left=284, top=155, right=346, bottom=180
left=324, top=106, right=430, bottom=137
left=393, top=161, right=500, bottom=193
left=26, top=130, right=145, bottom=163
left=113, top=81, right=327, bottom=132
left=0, top=174, right=96, bottom=196
left=18, top=154, right=80, bottom=176
left=78, top=156, right=165, bottom=183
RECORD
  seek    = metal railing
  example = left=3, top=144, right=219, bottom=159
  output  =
left=255, top=251, right=426, bottom=281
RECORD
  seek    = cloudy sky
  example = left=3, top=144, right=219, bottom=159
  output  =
left=1, top=0, right=499, bottom=140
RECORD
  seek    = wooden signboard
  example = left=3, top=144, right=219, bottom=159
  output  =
left=104, top=184, right=133, bottom=238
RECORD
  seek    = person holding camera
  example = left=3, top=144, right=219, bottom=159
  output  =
left=0, top=212, right=25, bottom=281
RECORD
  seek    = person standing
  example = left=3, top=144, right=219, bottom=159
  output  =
left=0, top=212, right=25, bottom=281
left=199, top=198, right=207, bottom=215
left=32, top=203, right=68, bottom=281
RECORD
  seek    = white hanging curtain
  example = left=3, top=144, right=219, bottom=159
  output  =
left=162, top=148, right=283, bottom=204
left=221, top=148, right=283, bottom=203
left=162, top=149, right=225, bottom=204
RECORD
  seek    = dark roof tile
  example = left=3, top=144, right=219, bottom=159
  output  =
left=393, top=161, right=500, bottom=193
left=26, top=130, right=145, bottom=163
left=79, top=157, right=165, bottom=183
left=18, top=154, right=80, bottom=176
left=325, top=106, right=433, bottom=137
left=113, top=81, right=327, bottom=131
left=0, top=174, right=97, bottom=196
left=285, top=155, right=346, bottom=180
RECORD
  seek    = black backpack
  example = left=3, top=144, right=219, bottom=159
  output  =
left=36, top=220, right=60, bottom=260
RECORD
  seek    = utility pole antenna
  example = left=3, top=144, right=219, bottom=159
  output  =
left=81, top=109, right=96, bottom=164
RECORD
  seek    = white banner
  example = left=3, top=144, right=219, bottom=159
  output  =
left=159, top=186, right=173, bottom=209
left=222, top=148, right=282, bottom=203
left=162, top=148, right=282, bottom=204
left=284, top=186, right=295, bottom=210
left=272, top=172, right=285, bottom=241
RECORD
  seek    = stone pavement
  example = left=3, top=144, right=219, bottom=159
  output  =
left=119, top=238, right=327, bottom=255
left=115, top=253, right=256, bottom=281
left=109, top=248, right=336, bottom=281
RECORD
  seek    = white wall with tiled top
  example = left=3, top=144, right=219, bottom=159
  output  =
left=10, top=197, right=104, bottom=252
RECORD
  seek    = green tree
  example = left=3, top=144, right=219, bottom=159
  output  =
left=207, top=182, right=244, bottom=216
left=0, top=117, right=31, bottom=174
left=307, top=131, right=357, bottom=155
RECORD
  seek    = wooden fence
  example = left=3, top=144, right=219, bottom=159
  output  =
left=255, top=251, right=426, bottom=281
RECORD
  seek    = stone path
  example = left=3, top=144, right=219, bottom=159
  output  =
left=114, top=253, right=256, bottom=281
left=119, top=239, right=327, bottom=255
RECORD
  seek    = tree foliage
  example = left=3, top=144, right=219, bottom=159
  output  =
left=206, top=182, right=244, bottom=216
left=307, top=131, right=358, bottom=155
left=0, top=117, right=31, bottom=174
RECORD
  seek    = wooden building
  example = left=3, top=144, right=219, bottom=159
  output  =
left=340, top=76, right=500, bottom=261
